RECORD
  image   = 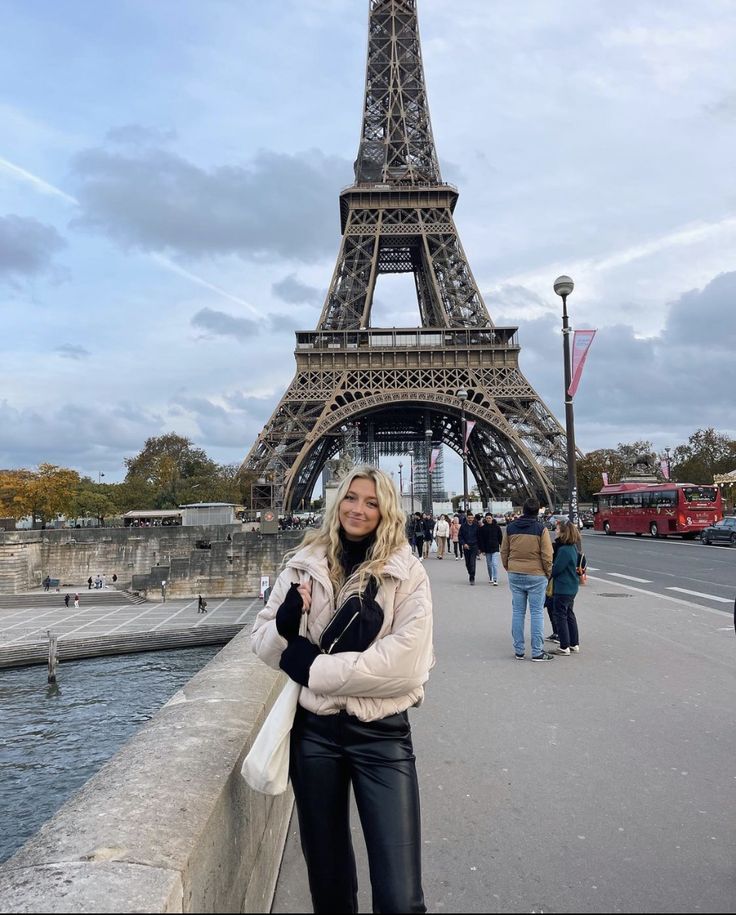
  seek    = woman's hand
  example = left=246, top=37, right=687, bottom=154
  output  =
left=276, top=582, right=305, bottom=641
left=297, top=579, right=312, bottom=613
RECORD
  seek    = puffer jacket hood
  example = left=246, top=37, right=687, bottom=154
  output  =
left=251, top=541, right=434, bottom=722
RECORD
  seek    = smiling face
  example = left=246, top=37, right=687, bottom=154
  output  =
left=339, top=477, right=381, bottom=541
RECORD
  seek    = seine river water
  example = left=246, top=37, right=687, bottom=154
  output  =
left=0, top=645, right=222, bottom=864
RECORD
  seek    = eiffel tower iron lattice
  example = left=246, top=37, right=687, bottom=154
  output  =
left=242, top=0, right=569, bottom=513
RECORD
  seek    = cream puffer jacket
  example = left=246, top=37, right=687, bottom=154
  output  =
left=250, top=542, right=434, bottom=722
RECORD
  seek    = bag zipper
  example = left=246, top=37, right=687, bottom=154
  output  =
left=322, top=610, right=360, bottom=654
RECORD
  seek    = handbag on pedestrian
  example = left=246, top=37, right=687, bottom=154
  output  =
left=241, top=581, right=308, bottom=795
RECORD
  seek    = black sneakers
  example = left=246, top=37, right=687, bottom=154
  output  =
left=531, top=651, right=554, bottom=662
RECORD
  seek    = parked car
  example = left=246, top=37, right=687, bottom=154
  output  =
left=701, top=516, right=736, bottom=545
left=580, top=510, right=595, bottom=529
left=545, top=513, right=568, bottom=531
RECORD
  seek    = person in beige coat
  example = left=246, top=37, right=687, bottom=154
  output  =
left=251, top=465, right=433, bottom=913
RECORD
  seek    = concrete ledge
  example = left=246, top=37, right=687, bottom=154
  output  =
left=0, top=630, right=294, bottom=913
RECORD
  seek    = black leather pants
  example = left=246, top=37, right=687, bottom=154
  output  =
left=290, top=707, right=426, bottom=914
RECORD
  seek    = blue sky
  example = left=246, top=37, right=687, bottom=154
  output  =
left=2, top=0, right=736, bottom=493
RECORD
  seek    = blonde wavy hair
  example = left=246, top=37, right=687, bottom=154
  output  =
left=284, top=464, right=407, bottom=594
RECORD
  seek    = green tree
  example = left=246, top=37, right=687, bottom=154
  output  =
left=70, top=477, right=121, bottom=525
left=672, top=429, right=736, bottom=483
left=124, top=434, right=221, bottom=508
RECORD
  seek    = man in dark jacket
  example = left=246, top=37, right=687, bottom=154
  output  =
left=421, top=513, right=434, bottom=559
left=411, top=512, right=425, bottom=560
left=478, top=513, right=503, bottom=584
left=459, top=513, right=481, bottom=584
left=501, top=498, right=554, bottom=661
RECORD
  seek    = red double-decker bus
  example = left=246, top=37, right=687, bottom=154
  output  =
left=593, top=482, right=723, bottom=538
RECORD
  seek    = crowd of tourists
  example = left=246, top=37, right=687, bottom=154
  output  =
left=407, top=502, right=584, bottom=662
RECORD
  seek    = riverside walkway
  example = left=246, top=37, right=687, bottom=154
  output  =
left=272, top=553, right=736, bottom=914
left=0, top=592, right=262, bottom=667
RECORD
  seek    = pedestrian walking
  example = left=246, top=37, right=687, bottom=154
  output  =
left=87, top=576, right=93, bottom=590
left=73, top=593, right=80, bottom=608
left=251, top=465, right=434, bottom=913
left=459, top=513, right=481, bottom=584
left=548, top=520, right=582, bottom=655
left=449, top=514, right=461, bottom=559
left=501, top=497, right=554, bottom=661
left=43, top=575, right=51, bottom=592
left=198, top=595, right=208, bottom=613
left=421, top=513, right=434, bottom=559
left=478, top=512, right=503, bottom=584
left=433, top=514, right=450, bottom=558
left=411, top=511, right=425, bottom=561
left=64, top=593, right=70, bottom=607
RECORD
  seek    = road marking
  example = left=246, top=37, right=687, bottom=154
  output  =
left=609, top=573, right=652, bottom=583
left=587, top=576, right=732, bottom=617
left=235, top=597, right=262, bottom=624
left=151, top=599, right=197, bottom=631
left=667, top=587, right=733, bottom=604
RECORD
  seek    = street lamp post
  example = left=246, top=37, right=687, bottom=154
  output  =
left=553, top=275, right=579, bottom=525
left=398, top=461, right=403, bottom=499
left=664, top=446, right=672, bottom=481
left=409, top=453, right=415, bottom=514
left=425, top=429, right=433, bottom=516
left=457, top=389, right=469, bottom=513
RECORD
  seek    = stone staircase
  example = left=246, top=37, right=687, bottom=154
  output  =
left=0, top=590, right=146, bottom=610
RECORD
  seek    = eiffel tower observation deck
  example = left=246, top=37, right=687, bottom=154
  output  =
left=242, top=0, right=568, bottom=513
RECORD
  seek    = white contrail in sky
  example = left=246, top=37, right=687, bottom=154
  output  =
left=0, top=155, right=78, bottom=204
left=0, top=154, right=262, bottom=317
left=497, top=214, right=736, bottom=291
left=150, top=254, right=262, bottom=317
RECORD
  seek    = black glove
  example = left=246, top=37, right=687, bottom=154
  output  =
left=275, top=582, right=303, bottom=641
left=280, top=636, right=321, bottom=687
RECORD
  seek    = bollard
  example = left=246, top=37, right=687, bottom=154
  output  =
left=47, top=630, right=59, bottom=684
left=263, top=586, right=272, bottom=604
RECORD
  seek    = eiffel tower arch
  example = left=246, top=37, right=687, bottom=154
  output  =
left=242, top=0, right=568, bottom=512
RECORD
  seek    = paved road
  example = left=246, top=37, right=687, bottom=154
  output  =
left=581, top=530, right=736, bottom=613
left=272, top=545, right=736, bottom=914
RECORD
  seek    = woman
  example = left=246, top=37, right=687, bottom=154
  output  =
left=251, top=466, right=434, bottom=913
left=545, top=519, right=563, bottom=643
left=433, top=513, right=450, bottom=559
left=449, top=514, right=461, bottom=559
left=549, top=520, right=581, bottom=655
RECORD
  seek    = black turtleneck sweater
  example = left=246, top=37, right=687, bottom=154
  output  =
left=339, top=528, right=375, bottom=578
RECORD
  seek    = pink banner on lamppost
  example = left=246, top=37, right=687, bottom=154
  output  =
left=568, top=329, right=597, bottom=398
left=464, top=420, right=476, bottom=450
left=429, top=447, right=441, bottom=473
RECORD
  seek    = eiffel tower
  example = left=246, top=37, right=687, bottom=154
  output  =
left=242, top=0, right=567, bottom=513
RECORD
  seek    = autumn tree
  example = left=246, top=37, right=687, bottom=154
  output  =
left=0, top=464, right=81, bottom=527
left=0, top=469, right=34, bottom=521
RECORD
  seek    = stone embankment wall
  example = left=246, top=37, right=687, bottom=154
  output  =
left=0, top=630, right=293, bottom=913
left=0, top=527, right=303, bottom=596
